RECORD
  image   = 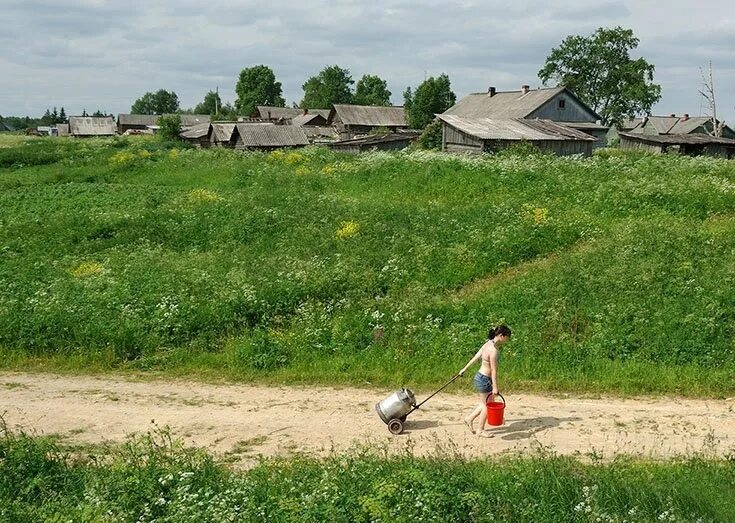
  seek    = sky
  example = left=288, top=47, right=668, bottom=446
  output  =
left=1, top=0, right=733, bottom=125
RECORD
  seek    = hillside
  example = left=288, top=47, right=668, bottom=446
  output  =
left=1, top=136, right=735, bottom=395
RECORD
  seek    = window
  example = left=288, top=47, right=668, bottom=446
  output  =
left=558, top=99, right=566, bottom=110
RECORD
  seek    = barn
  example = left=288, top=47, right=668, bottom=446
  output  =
left=233, top=124, right=309, bottom=151
left=328, top=104, right=408, bottom=139
left=438, top=115, right=595, bottom=156
left=69, top=116, right=117, bottom=137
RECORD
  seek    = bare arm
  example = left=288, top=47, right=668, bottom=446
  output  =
left=459, top=347, right=483, bottom=376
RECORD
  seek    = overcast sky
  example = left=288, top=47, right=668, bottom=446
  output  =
left=1, top=0, right=733, bottom=124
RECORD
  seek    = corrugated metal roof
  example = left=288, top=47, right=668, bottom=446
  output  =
left=330, top=105, right=407, bottom=127
left=69, top=116, right=117, bottom=136
left=667, top=117, right=710, bottom=134
left=211, top=123, right=237, bottom=142
left=180, top=114, right=211, bottom=127
left=118, top=114, right=158, bottom=126
left=443, top=87, right=567, bottom=119
left=620, top=132, right=735, bottom=146
left=235, top=124, right=309, bottom=147
left=439, top=115, right=595, bottom=141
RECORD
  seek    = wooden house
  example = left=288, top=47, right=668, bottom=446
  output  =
left=438, top=114, right=595, bottom=156
left=619, top=132, right=735, bottom=158
left=255, top=106, right=330, bottom=121
left=179, top=123, right=212, bottom=148
left=625, top=114, right=735, bottom=139
left=233, top=124, right=309, bottom=151
left=443, top=86, right=607, bottom=148
left=118, top=114, right=211, bottom=134
left=210, top=123, right=238, bottom=147
left=69, top=116, right=117, bottom=137
left=328, top=104, right=407, bottom=139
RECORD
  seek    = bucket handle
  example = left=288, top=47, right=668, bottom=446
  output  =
left=485, top=392, right=505, bottom=406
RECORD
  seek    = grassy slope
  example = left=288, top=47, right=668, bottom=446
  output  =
left=1, top=136, right=735, bottom=395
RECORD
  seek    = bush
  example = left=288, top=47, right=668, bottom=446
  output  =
left=158, top=114, right=182, bottom=141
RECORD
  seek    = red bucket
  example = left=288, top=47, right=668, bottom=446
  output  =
left=486, top=393, right=505, bottom=426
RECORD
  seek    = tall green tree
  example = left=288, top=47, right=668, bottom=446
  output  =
left=194, top=90, right=223, bottom=115
left=235, top=65, right=285, bottom=116
left=353, top=74, right=391, bottom=106
left=404, top=74, right=456, bottom=129
left=300, top=65, right=354, bottom=109
left=58, top=107, right=67, bottom=123
left=131, top=89, right=180, bottom=115
left=538, top=26, right=662, bottom=125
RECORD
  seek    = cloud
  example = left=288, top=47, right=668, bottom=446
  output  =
left=0, top=0, right=733, bottom=125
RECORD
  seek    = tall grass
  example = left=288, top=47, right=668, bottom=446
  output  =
left=1, top=423, right=733, bottom=522
left=1, top=136, right=735, bottom=394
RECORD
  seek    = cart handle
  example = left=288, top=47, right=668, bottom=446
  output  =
left=413, top=373, right=462, bottom=410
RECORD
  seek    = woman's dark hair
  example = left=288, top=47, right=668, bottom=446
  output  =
left=488, top=325, right=511, bottom=339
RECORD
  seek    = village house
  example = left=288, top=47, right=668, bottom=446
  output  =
left=117, top=114, right=211, bottom=134
left=327, top=104, right=408, bottom=139
left=619, top=132, right=735, bottom=159
left=442, top=85, right=608, bottom=149
left=254, top=106, right=330, bottom=121
left=69, top=116, right=117, bottom=137
left=233, top=123, right=309, bottom=151
left=438, top=114, right=596, bottom=156
left=210, top=123, right=238, bottom=148
left=620, top=114, right=735, bottom=139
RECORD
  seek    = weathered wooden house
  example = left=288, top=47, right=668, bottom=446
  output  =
left=443, top=85, right=608, bottom=148
left=54, top=123, right=70, bottom=136
left=328, top=104, right=408, bottom=139
left=329, top=132, right=418, bottom=154
left=619, top=132, right=735, bottom=158
left=627, top=114, right=735, bottom=139
left=233, top=124, right=309, bottom=151
left=69, top=116, right=117, bottom=137
left=179, top=123, right=212, bottom=148
left=438, top=115, right=596, bottom=156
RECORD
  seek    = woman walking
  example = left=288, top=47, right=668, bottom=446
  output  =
left=459, top=325, right=511, bottom=437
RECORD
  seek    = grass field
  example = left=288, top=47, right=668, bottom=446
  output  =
left=2, top=423, right=734, bottom=522
left=1, top=135, right=735, bottom=395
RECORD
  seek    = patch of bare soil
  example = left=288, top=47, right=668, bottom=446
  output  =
left=2, top=372, right=733, bottom=467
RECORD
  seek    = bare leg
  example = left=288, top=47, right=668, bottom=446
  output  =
left=465, top=393, right=489, bottom=434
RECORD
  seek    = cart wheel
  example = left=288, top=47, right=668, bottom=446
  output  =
left=388, top=419, right=404, bottom=435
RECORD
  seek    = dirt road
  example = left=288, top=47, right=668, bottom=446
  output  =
left=2, top=372, right=733, bottom=465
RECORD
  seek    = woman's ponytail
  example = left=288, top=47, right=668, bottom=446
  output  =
left=488, top=324, right=511, bottom=340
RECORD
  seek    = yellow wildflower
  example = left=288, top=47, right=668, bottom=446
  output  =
left=521, top=204, right=549, bottom=225
left=187, top=188, right=223, bottom=203
left=70, top=262, right=104, bottom=278
left=168, top=149, right=180, bottom=160
left=336, top=220, right=360, bottom=239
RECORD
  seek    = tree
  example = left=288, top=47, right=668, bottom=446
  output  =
left=235, top=65, right=285, bottom=116
left=538, top=26, right=662, bottom=125
left=131, top=89, right=180, bottom=114
left=58, top=107, right=67, bottom=123
left=157, top=114, right=181, bottom=141
left=40, top=109, right=53, bottom=126
left=353, top=74, right=391, bottom=106
left=194, top=90, right=222, bottom=116
left=699, top=61, right=726, bottom=138
left=301, top=65, right=354, bottom=109
left=404, top=74, right=456, bottom=129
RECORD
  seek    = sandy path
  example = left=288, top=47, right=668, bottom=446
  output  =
left=2, top=372, right=734, bottom=465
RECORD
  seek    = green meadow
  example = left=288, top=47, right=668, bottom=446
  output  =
left=1, top=136, right=735, bottom=395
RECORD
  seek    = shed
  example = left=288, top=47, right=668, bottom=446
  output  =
left=438, top=115, right=595, bottom=156
left=329, top=133, right=417, bottom=154
left=233, top=124, right=309, bottom=151
left=69, top=116, right=117, bottom=137
left=444, top=86, right=607, bottom=148
left=619, top=133, right=735, bottom=158
left=328, top=105, right=407, bottom=139
left=117, top=114, right=158, bottom=134
left=180, top=123, right=212, bottom=148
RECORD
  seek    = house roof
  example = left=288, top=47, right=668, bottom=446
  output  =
left=235, top=124, right=309, bottom=147
left=619, top=132, right=735, bottom=146
left=291, top=113, right=328, bottom=126
left=69, top=116, right=117, bottom=136
left=330, top=133, right=413, bottom=147
left=117, top=114, right=210, bottom=128
left=439, top=115, right=595, bottom=142
left=180, top=123, right=212, bottom=139
left=256, top=106, right=330, bottom=120
left=443, top=86, right=601, bottom=121
left=211, top=123, right=237, bottom=142
left=329, top=104, right=407, bottom=127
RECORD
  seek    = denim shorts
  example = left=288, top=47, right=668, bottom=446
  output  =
left=473, top=372, right=493, bottom=393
